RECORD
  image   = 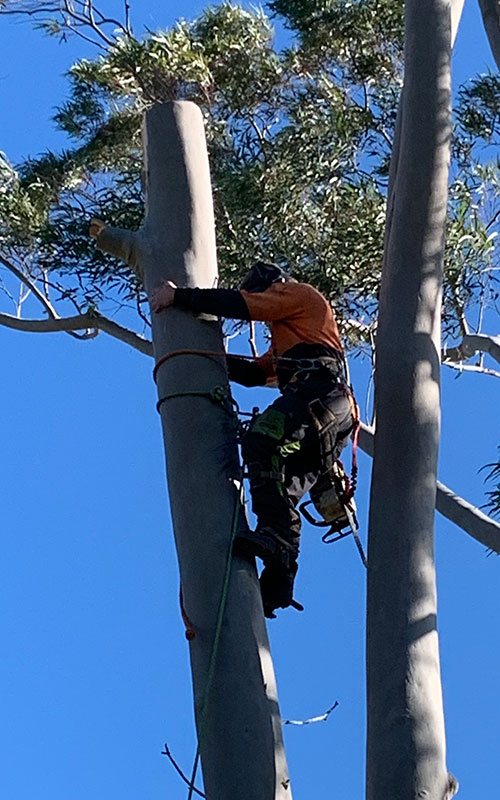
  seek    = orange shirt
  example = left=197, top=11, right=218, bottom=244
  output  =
left=240, top=283, right=343, bottom=385
left=241, top=282, right=343, bottom=357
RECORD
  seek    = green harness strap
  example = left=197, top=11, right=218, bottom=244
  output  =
left=156, top=384, right=237, bottom=417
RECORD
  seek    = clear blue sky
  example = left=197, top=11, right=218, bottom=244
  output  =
left=0, top=2, right=499, bottom=799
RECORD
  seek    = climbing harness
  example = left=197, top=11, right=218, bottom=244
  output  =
left=154, top=347, right=366, bottom=569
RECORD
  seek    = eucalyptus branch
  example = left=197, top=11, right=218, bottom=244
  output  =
left=443, top=360, right=500, bottom=379
left=62, top=0, right=114, bottom=46
left=0, top=310, right=153, bottom=356
left=1, top=253, right=58, bottom=317
left=0, top=0, right=131, bottom=49
left=443, top=333, right=500, bottom=366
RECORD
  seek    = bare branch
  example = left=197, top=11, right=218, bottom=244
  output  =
left=436, top=483, right=500, bottom=554
left=358, top=423, right=500, bottom=554
left=0, top=310, right=153, bottom=356
left=0, top=0, right=130, bottom=49
left=61, top=0, right=113, bottom=46
left=444, top=333, right=500, bottom=365
left=443, top=360, right=500, bottom=379
left=477, top=0, right=500, bottom=72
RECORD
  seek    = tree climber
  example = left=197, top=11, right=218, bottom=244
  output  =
left=151, top=262, right=355, bottom=619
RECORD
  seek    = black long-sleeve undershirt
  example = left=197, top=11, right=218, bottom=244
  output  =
left=226, top=355, right=267, bottom=386
left=174, top=288, right=265, bottom=386
left=173, top=288, right=251, bottom=320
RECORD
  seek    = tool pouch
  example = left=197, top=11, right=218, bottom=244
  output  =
left=308, top=396, right=339, bottom=472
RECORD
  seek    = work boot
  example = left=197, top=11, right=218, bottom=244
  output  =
left=233, top=525, right=297, bottom=565
left=259, top=560, right=303, bottom=619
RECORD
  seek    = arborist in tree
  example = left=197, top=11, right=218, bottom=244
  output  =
left=151, top=261, right=356, bottom=619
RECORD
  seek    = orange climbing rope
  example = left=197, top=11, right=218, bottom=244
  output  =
left=153, top=348, right=254, bottom=384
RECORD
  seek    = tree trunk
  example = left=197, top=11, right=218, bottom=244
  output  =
left=98, top=101, right=291, bottom=800
left=366, top=2, right=458, bottom=799
left=477, top=0, right=500, bottom=71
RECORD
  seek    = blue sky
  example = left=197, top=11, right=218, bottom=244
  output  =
left=0, top=2, right=499, bottom=799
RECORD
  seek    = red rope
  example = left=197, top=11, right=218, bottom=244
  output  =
left=179, top=586, right=196, bottom=641
left=350, top=418, right=360, bottom=497
left=153, top=349, right=256, bottom=384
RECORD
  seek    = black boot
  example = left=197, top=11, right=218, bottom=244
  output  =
left=233, top=525, right=297, bottom=564
left=259, top=560, right=303, bottom=619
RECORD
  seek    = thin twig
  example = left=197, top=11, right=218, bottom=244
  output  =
left=248, top=321, right=258, bottom=358
left=124, top=0, right=131, bottom=35
left=0, top=252, right=95, bottom=340
left=161, top=744, right=206, bottom=798
left=62, top=0, right=114, bottom=46
left=0, top=253, right=58, bottom=317
left=282, top=701, right=339, bottom=726
left=136, top=291, right=151, bottom=329
left=0, top=274, right=17, bottom=308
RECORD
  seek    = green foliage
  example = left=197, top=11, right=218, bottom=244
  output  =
left=268, top=0, right=404, bottom=84
left=456, top=73, right=500, bottom=142
left=0, top=0, right=499, bottom=348
left=0, top=3, right=396, bottom=321
left=1, top=0, right=500, bottom=511
left=483, top=449, right=500, bottom=519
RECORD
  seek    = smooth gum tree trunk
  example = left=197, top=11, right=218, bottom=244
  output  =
left=478, top=0, right=500, bottom=70
left=366, top=3, right=459, bottom=799
left=98, top=101, right=291, bottom=800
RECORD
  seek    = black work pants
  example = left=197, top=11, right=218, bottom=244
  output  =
left=241, top=369, right=353, bottom=554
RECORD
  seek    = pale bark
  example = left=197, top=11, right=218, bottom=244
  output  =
left=359, top=424, right=500, bottom=553
left=95, top=226, right=141, bottom=276
left=478, top=0, right=500, bottom=70
left=366, top=2, right=458, bottom=799
left=444, top=332, right=500, bottom=365
left=97, top=102, right=290, bottom=800
left=384, top=0, right=464, bottom=251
